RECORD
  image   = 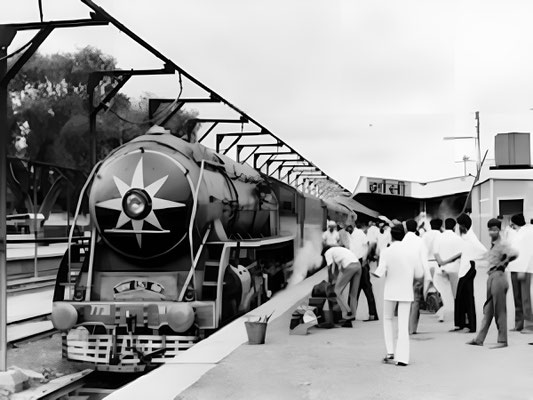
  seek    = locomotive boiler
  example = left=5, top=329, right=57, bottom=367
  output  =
left=51, top=130, right=357, bottom=371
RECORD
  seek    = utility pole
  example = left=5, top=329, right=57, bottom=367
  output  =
left=475, top=111, right=481, bottom=172
left=455, top=155, right=475, bottom=176
left=461, top=155, right=469, bottom=176
left=0, top=26, right=16, bottom=372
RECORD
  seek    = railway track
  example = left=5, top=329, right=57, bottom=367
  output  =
left=10, top=370, right=139, bottom=400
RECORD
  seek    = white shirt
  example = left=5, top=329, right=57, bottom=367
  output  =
left=458, top=229, right=487, bottom=278
left=422, top=230, right=441, bottom=261
left=508, top=225, right=533, bottom=273
left=322, top=229, right=340, bottom=246
left=503, top=226, right=517, bottom=243
left=435, top=230, right=463, bottom=274
left=374, top=241, right=424, bottom=302
left=338, top=229, right=352, bottom=249
left=376, top=228, right=392, bottom=256
left=366, top=225, right=380, bottom=245
left=350, top=228, right=369, bottom=260
left=324, top=247, right=360, bottom=272
left=402, top=232, right=431, bottom=281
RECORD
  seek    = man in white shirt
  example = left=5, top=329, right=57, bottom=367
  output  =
left=422, top=219, right=443, bottom=257
left=376, top=223, right=392, bottom=258
left=351, top=222, right=379, bottom=321
left=404, top=220, right=432, bottom=334
left=373, top=224, right=424, bottom=366
left=421, top=218, right=443, bottom=320
left=452, top=213, right=487, bottom=333
left=366, top=221, right=380, bottom=249
left=322, top=220, right=340, bottom=248
left=434, top=218, right=463, bottom=322
left=507, top=213, right=533, bottom=332
left=338, top=224, right=353, bottom=250
left=323, top=246, right=362, bottom=321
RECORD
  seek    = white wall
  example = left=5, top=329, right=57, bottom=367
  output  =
left=472, top=179, right=533, bottom=247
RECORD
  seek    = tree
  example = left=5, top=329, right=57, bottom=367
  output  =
left=8, top=46, right=117, bottom=166
left=6, top=46, right=196, bottom=215
left=9, top=46, right=198, bottom=172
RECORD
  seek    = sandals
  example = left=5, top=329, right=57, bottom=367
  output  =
left=342, top=312, right=356, bottom=321
left=382, top=354, right=394, bottom=364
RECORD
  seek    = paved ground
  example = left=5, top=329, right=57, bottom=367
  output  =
left=177, top=266, right=533, bottom=400
left=8, top=334, right=82, bottom=377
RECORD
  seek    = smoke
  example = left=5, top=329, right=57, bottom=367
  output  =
left=436, top=198, right=457, bottom=220
left=288, top=229, right=324, bottom=286
left=417, top=198, right=462, bottom=225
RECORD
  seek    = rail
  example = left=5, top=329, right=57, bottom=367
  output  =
left=7, top=313, right=56, bottom=345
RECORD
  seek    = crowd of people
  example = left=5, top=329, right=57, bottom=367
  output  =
left=320, top=212, right=533, bottom=367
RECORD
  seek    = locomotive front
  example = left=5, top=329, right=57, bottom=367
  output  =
left=51, top=133, right=281, bottom=371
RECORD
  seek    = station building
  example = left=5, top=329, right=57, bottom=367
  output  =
left=471, top=132, right=533, bottom=245
left=353, top=174, right=473, bottom=222
left=352, top=132, right=533, bottom=247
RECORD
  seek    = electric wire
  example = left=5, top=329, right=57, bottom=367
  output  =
left=0, top=39, right=33, bottom=61
left=66, top=160, right=102, bottom=294
left=105, top=72, right=184, bottom=126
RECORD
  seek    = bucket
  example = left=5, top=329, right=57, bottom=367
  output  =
left=245, top=321, right=268, bottom=345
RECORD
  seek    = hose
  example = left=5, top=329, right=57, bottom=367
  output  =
left=188, top=160, right=206, bottom=265
left=67, top=160, right=102, bottom=295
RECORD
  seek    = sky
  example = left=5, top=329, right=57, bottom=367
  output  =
left=4, top=0, right=533, bottom=190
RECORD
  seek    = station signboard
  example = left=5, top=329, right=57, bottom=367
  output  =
left=368, top=179, right=407, bottom=196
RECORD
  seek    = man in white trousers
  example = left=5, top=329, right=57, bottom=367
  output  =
left=373, top=224, right=424, bottom=366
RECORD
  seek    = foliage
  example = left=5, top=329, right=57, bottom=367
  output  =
left=8, top=45, right=196, bottom=173
left=6, top=46, right=196, bottom=214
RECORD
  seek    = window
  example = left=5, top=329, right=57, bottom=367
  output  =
left=499, top=199, right=523, bottom=217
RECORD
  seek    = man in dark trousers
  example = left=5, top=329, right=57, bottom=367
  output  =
left=352, top=222, right=379, bottom=321
left=452, top=213, right=487, bottom=333
left=467, top=218, right=517, bottom=348
left=507, top=213, right=533, bottom=332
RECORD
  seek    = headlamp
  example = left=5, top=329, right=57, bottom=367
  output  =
left=123, top=189, right=151, bottom=220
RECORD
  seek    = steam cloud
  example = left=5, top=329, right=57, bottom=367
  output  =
left=288, top=229, right=324, bottom=286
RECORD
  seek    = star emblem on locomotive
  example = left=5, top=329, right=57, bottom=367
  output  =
left=95, top=156, right=185, bottom=247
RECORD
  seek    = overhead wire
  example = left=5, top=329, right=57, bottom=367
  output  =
left=105, top=71, right=184, bottom=125
left=0, top=39, right=33, bottom=62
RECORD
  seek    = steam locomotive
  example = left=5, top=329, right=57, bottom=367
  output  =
left=51, top=130, right=359, bottom=372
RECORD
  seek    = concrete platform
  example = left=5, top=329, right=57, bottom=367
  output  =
left=6, top=243, right=67, bottom=261
left=7, top=288, right=54, bottom=324
left=100, top=266, right=533, bottom=400
left=7, top=320, right=54, bottom=343
left=6, top=243, right=66, bottom=280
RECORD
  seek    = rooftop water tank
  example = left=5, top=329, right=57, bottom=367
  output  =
left=494, top=132, right=531, bottom=167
